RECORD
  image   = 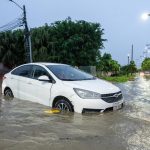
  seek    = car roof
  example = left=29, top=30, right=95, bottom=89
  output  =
left=27, top=62, right=67, bottom=66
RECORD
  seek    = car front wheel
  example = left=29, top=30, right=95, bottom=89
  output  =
left=54, top=99, right=74, bottom=112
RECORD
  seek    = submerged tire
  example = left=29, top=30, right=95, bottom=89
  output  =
left=54, top=99, right=74, bottom=112
left=4, top=88, right=14, bottom=98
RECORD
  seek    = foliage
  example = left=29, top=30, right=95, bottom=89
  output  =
left=0, top=30, right=25, bottom=68
left=0, top=18, right=106, bottom=68
left=120, top=61, right=137, bottom=76
left=32, top=18, right=106, bottom=66
left=97, top=53, right=120, bottom=73
left=100, top=75, right=135, bottom=83
left=142, top=58, right=150, bottom=71
left=120, top=65, right=130, bottom=75
left=128, top=61, right=137, bottom=75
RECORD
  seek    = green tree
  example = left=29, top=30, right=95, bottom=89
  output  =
left=0, top=30, right=25, bottom=68
left=142, top=58, right=150, bottom=71
left=31, top=18, right=106, bottom=66
left=121, top=61, right=137, bottom=76
left=128, top=61, right=137, bottom=75
left=0, top=18, right=106, bottom=68
left=110, top=60, right=120, bottom=73
left=97, top=53, right=120, bottom=74
left=120, top=65, right=130, bottom=75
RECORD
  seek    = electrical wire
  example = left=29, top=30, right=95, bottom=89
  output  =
left=0, top=19, right=23, bottom=31
left=0, top=15, right=23, bottom=33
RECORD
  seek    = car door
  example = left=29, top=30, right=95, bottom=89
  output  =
left=10, top=65, right=33, bottom=99
left=26, top=65, right=53, bottom=106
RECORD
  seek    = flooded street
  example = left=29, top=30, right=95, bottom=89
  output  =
left=0, top=76, right=150, bottom=150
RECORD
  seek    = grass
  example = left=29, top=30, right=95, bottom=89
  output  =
left=99, top=75, right=135, bottom=83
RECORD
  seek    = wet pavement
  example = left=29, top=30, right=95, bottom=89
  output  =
left=0, top=76, right=150, bottom=150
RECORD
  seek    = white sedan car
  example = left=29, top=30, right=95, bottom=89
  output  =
left=2, top=63, right=124, bottom=113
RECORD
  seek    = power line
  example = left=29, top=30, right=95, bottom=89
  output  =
left=0, top=19, right=23, bottom=32
left=0, top=16, right=23, bottom=33
left=0, top=15, right=22, bottom=28
left=1, top=0, right=32, bottom=63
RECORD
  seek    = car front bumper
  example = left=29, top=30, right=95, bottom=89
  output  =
left=70, top=94, right=124, bottom=113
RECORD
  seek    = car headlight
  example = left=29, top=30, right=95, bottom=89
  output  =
left=73, top=88, right=101, bottom=99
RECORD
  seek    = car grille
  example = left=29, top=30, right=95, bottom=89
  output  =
left=101, top=91, right=123, bottom=103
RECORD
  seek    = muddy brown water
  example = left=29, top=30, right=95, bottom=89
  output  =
left=0, top=77, right=150, bottom=150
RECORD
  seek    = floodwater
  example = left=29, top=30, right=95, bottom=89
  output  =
left=0, top=76, right=150, bottom=150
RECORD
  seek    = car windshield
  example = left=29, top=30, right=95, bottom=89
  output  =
left=46, top=65, right=95, bottom=81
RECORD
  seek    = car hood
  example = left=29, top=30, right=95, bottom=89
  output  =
left=62, top=78, right=120, bottom=94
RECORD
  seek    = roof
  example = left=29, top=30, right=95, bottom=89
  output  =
left=28, top=62, right=67, bottom=66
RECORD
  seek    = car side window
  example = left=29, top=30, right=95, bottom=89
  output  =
left=32, top=66, right=50, bottom=79
left=11, top=65, right=32, bottom=78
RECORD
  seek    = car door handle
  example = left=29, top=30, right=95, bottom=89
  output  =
left=10, top=77, right=14, bottom=79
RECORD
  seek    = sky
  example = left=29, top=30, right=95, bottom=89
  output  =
left=1, top=0, right=150, bottom=67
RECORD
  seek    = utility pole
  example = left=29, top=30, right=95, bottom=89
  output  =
left=23, top=5, right=32, bottom=63
left=131, top=44, right=134, bottom=62
left=9, top=0, right=32, bottom=63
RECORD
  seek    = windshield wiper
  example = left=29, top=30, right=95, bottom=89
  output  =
left=80, top=77, right=96, bottom=80
left=62, top=79, right=76, bottom=81
left=62, top=77, right=96, bottom=81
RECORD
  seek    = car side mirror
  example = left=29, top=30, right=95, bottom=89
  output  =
left=38, top=75, right=51, bottom=82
